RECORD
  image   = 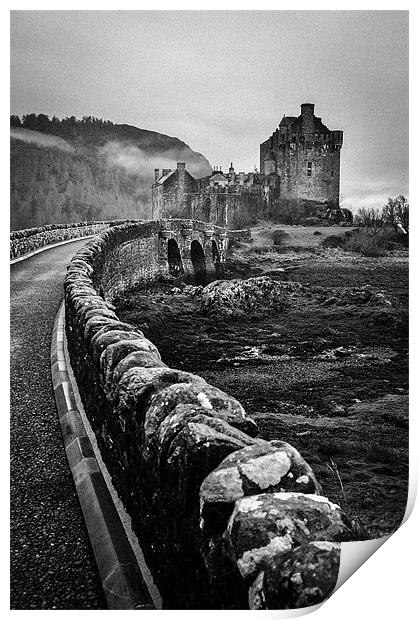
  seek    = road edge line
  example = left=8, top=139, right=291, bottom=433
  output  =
left=51, top=301, right=155, bottom=610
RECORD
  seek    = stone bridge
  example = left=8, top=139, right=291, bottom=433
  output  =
left=88, top=219, right=249, bottom=299
left=157, top=218, right=250, bottom=283
left=158, top=219, right=229, bottom=283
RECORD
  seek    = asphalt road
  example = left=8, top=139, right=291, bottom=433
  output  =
left=10, top=240, right=106, bottom=610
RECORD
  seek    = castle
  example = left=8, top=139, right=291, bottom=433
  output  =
left=260, top=103, right=343, bottom=206
left=152, top=104, right=350, bottom=226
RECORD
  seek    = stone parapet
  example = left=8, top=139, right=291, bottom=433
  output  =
left=10, top=219, right=134, bottom=260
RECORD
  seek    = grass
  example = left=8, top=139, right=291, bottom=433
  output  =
left=248, top=222, right=408, bottom=258
left=249, top=222, right=357, bottom=250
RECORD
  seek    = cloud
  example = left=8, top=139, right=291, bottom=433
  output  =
left=98, top=141, right=210, bottom=179
left=10, top=128, right=74, bottom=152
left=341, top=177, right=409, bottom=213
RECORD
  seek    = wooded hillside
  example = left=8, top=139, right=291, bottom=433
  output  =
left=10, top=114, right=212, bottom=230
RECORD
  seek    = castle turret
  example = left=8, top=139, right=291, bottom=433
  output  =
left=300, top=103, right=315, bottom=135
left=228, top=162, right=235, bottom=184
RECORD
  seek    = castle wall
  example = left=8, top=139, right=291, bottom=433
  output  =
left=276, top=142, right=341, bottom=205
left=151, top=184, right=164, bottom=219
left=191, top=192, right=238, bottom=227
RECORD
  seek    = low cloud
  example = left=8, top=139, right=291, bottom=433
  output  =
left=10, top=128, right=74, bottom=152
left=99, top=141, right=210, bottom=179
left=341, top=177, right=408, bottom=213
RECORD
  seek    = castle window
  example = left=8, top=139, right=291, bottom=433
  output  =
left=307, top=162, right=312, bottom=177
left=331, top=170, right=334, bottom=177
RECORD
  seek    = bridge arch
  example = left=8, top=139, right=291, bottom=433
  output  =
left=167, top=238, right=184, bottom=277
left=190, top=239, right=207, bottom=285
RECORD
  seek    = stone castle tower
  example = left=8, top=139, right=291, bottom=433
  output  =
left=260, top=103, right=343, bottom=207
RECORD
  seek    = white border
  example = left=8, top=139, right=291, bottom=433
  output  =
left=5, top=5, right=416, bottom=620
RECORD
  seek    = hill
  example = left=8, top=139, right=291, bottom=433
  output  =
left=10, top=114, right=212, bottom=230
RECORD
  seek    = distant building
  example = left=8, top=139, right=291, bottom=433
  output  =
left=260, top=103, right=343, bottom=208
left=151, top=162, right=197, bottom=220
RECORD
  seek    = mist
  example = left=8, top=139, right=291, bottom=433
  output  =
left=10, top=128, right=74, bottom=152
left=99, top=141, right=211, bottom=180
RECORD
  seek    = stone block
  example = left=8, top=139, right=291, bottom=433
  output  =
left=200, top=440, right=322, bottom=537
left=144, top=381, right=258, bottom=454
left=92, top=331, right=151, bottom=365
left=225, top=492, right=352, bottom=582
left=112, top=351, right=167, bottom=385
left=248, top=541, right=340, bottom=609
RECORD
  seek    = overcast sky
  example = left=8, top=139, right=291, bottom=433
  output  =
left=11, top=10, right=408, bottom=211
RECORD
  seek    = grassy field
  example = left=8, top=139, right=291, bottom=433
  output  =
left=116, top=224, right=408, bottom=540
left=249, top=221, right=357, bottom=249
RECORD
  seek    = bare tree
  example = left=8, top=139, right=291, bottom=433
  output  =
left=382, top=198, right=398, bottom=232
left=355, top=207, right=384, bottom=233
left=394, top=195, right=409, bottom=233
left=382, top=195, right=409, bottom=233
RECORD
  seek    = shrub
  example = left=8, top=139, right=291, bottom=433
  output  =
left=321, top=234, right=345, bottom=249
left=227, top=238, right=243, bottom=250
left=272, top=229, right=290, bottom=245
left=313, top=230, right=322, bottom=236
left=229, top=210, right=252, bottom=230
left=302, top=217, right=323, bottom=226
left=344, top=235, right=385, bottom=257
left=251, top=244, right=283, bottom=255
left=343, top=229, right=396, bottom=257
left=381, top=229, right=409, bottom=248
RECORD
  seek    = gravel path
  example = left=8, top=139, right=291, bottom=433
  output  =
left=10, top=241, right=106, bottom=610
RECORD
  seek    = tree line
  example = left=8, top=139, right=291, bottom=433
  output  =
left=354, top=196, right=409, bottom=234
left=11, top=113, right=116, bottom=133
